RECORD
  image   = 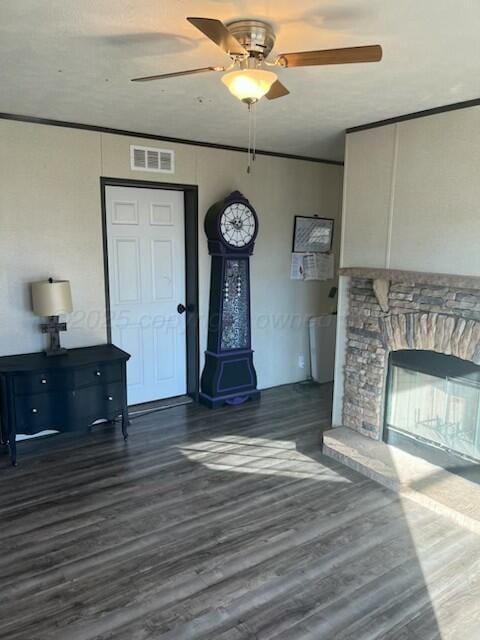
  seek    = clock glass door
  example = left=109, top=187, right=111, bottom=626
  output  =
left=221, top=259, right=249, bottom=351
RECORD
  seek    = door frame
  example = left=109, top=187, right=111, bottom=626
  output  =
left=100, top=177, right=200, bottom=401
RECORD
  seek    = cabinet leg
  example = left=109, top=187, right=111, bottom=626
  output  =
left=9, top=434, right=17, bottom=467
left=122, top=408, right=129, bottom=441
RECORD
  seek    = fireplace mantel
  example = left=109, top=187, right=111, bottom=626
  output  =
left=340, top=267, right=480, bottom=291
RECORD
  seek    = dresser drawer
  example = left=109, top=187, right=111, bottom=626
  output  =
left=76, top=382, right=125, bottom=422
left=15, top=391, right=70, bottom=434
left=14, top=370, right=72, bottom=395
left=74, top=362, right=122, bottom=388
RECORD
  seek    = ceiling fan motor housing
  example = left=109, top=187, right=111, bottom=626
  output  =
left=226, top=20, right=276, bottom=59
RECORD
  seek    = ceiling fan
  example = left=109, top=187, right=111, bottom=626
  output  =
left=131, top=17, right=383, bottom=104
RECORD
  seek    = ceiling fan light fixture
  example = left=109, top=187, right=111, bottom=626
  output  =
left=221, top=69, right=277, bottom=104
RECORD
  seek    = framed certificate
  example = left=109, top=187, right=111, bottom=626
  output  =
left=292, top=216, right=334, bottom=253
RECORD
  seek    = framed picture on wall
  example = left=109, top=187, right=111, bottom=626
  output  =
left=292, top=216, right=334, bottom=253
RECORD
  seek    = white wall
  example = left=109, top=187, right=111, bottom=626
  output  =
left=0, top=119, right=343, bottom=390
left=341, top=105, right=480, bottom=274
left=333, top=104, right=480, bottom=424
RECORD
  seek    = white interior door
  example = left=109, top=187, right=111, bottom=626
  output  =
left=105, top=186, right=186, bottom=405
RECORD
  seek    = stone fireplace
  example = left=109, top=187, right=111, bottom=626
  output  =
left=338, top=267, right=480, bottom=466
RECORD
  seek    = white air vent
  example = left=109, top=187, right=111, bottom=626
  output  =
left=130, top=145, right=175, bottom=174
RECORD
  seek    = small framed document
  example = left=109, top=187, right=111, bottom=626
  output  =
left=292, top=216, right=334, bottom=253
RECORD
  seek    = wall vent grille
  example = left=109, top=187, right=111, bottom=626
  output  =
left=130, top=145, right=175, bottom=173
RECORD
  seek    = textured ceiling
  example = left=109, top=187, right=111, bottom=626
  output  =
left=1, top=0, right=479, bottom=161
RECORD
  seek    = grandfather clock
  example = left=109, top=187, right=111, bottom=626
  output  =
left=200, top=191, right=260, bottom=408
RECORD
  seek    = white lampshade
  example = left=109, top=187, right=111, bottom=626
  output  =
left=221, top=69, right=277, bottom=104
left=31, top=280, right=73, bottom=317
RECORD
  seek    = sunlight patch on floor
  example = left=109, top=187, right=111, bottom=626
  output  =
left=397, top=490, right=480, bottom=637
left=178, top=435, right=352, bottom=482
left=392, top=456, right=480, bottom=637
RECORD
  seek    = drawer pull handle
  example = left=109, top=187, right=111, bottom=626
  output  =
left=31, top=408, right=38, bottom=414
left=41, top=379, right=47, bottom=384
left=107, top=396, right=113, bottom=401
left=96, top=371, right=102, bottom=376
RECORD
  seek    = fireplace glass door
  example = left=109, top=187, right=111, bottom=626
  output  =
left=385, top=350, right=480, bottom=463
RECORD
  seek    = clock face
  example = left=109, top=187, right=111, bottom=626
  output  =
left=220, top=202, right=256, bottom=248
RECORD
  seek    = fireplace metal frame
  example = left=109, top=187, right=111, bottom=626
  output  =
left=382, top=350, right=480, bottom=484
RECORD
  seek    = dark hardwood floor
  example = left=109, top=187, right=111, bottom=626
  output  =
left=1, top=382, right=479, bottom=639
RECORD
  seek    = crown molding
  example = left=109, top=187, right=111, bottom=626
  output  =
left=0, top=112, right=343, bottom=166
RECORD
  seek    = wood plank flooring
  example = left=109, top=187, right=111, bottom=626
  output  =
left=1, top=382, right=479, bottom=639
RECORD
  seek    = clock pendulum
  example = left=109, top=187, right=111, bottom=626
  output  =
left=199, top=191, right=260, bottom=408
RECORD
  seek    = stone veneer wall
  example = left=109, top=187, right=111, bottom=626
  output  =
left=343, top=277, right=480, bottom=439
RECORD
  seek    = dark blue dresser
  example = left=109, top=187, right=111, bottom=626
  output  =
left=0, top=344, right=130, bottom=466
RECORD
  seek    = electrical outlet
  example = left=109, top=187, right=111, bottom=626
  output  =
left=298, top=355, right=305, bottom=369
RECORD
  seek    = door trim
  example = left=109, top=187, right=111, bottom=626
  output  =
left=100, top=177, right=200, bottom=401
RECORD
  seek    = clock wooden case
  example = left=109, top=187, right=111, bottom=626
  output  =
left=200, top=191, right=260, bottom=408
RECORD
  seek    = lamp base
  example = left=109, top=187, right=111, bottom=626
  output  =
left=40, top=316, right=68, bottom=357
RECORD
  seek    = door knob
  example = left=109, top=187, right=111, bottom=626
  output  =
left=177, top=303, right=186, bottom=314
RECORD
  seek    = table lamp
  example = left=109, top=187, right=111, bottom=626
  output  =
left=31, top=278, right=73, bottom=356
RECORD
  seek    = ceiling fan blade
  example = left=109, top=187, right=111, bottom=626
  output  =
left=276, top=45, right=382, bottom=68
left=265, top=80, right=290, bottom=100
left=131, top=66, right=225, bottom=82
left=187, top=17, right=247, bottom=56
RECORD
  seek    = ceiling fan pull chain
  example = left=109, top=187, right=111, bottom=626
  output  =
left=247, top=103, right=253, bottom=174
left=252, top=102, right=257, bottom=164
